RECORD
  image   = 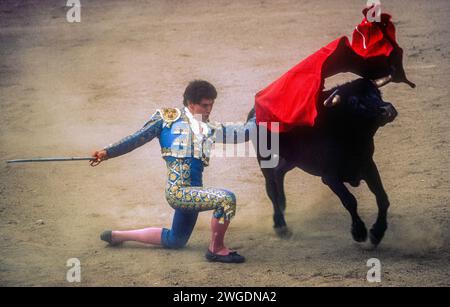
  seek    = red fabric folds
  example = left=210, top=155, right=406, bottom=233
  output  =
left=255, top=9, right=414, bottom=132
left=352, top=10, right=398, bottom=58
left=255, top=37, right=352, bottom=132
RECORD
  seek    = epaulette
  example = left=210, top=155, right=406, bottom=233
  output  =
left=159, top=107, right=181, bottom=123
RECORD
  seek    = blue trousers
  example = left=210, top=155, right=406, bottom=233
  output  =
left=161, top=209, right=199, bottom=249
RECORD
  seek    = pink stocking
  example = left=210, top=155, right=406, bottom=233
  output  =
left=112, top=227, right=163, bottom=245
left=208, top=217, right=231, bottom=255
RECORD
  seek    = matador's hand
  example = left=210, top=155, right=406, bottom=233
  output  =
left=90, top=149, right=108, bottom=167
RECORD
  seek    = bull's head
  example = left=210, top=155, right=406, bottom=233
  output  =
left=323, top=75, right=398, bottom=126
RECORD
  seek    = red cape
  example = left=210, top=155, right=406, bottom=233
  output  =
left=255, top=10, right=414, bottom=132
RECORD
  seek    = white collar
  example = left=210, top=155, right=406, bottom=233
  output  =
left=184, top=107, right=210, bottom=137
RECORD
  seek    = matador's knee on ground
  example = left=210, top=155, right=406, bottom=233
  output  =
left=161, top=228, right=191, bottom=249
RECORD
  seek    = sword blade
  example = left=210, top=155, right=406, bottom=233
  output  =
left=6, top=157, right=94, bottom=164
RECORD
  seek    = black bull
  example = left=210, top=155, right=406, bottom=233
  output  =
left=248, top=76, right=398, bottom=246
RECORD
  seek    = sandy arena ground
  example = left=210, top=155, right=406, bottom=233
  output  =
left=0, top=0, right=449, bottom=286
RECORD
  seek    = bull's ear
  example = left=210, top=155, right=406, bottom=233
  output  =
left=323, top=89, right=341, bottom=108
left=373, top=75, right=393, bottom=88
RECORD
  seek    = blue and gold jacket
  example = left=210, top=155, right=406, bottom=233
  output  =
left=104, top=107, right=256, bottom=166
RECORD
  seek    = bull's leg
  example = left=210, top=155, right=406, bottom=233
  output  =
left=322, top=177, right=368, bottom=242
left=364, top=161, right=390, bottom=246
left=262, top=168, right=286, bottom=228
left=273, top=170, right=291, bottom=237
left=274, top=170, right=287, bottom=213
left=261, top=166, right=291, bottom=238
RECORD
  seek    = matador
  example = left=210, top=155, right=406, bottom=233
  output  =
left=91, top=80, right=256, bottom=263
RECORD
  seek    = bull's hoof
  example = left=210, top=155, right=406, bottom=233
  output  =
left=369, top=226, right=386, bottom=246
left=274, top=226, right=293, bottom=239
left=351, top=221, right=368, bottom=242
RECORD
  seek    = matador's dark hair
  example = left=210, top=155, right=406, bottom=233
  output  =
left=183, top=80, right=217, bottom=106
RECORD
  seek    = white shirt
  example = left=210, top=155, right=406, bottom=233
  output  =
left=184, top=107, right=211, bottom=141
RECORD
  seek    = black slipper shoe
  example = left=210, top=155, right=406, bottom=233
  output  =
left=205, top=250, right=246, bottom=263
left=100, top=230, right=121, bottom=246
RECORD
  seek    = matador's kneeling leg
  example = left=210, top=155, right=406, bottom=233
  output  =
left=100, top=210, right=198, bottom=248
left=101, top=228, right=163, bottom=246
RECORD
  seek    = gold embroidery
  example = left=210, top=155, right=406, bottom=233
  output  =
left=165, top=158, right=236, bottom=223
left=160, top=108, right=181, bottom=123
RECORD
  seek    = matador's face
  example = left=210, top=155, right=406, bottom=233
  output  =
left=188, top=99, right=215, bottom=122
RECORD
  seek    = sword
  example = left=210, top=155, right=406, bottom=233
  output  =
left=6, top=157, right=94, bottom=164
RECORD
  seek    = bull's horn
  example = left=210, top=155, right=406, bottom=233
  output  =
left=323, top=89, right=341, bottom=107
left=373, top=75, right=393, bottom=88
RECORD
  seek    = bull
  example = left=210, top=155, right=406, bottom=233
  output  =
left=250, top=75, right=398, bottom=246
